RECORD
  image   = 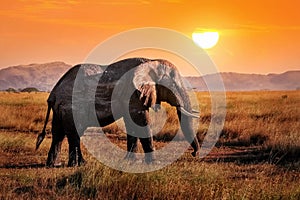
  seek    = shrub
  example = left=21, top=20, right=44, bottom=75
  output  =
left=20, top=87, right=40, bottom=93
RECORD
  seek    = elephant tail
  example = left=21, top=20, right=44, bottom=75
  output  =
left=36, top=102, right=51, bottom=150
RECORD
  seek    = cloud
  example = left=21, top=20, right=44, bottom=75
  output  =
left=75, top=0, right=150, bottom=6
left=21, top=0, right=79, bottom=16
left=0, top=0, right=76, bottom=19
left=233, top=24, right=300, bottom=32
left=194, top=24, right=300, bottom=35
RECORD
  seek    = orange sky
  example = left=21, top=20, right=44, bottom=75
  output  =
left=0, top=0, right=300, bottom=75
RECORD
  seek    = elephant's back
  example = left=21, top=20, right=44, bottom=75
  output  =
left=47, top=58, right=150, bottom=106
left=48, top=65, right=81, bottom=104
left=94, top=58, right=150, bottom=104
left=48, top=64, right=105, bottom=105
left=99, top=58, right=150, bottom=83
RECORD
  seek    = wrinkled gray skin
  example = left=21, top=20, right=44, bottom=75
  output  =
left=36, top=58, right=200, bottom=167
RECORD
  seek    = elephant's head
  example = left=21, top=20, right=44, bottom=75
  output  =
left=132, top=59, right=200, bottom=156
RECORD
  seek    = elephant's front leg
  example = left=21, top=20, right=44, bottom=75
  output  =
left=124, top=110, right=155, bottom=163
left=125, top=134, right=138, bottom=160
left=140, top=135, right=155, bottom=164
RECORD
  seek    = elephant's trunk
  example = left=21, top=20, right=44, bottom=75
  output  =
left=157, top=83, right=200, bottom=156
left=177, top=108, right=199, bottom=157
left=175, top=88, right=200, bottom=157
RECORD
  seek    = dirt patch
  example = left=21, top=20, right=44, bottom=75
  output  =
left=202, top=146, right=270, bottom=164
left=0, top=130, right=299, bottom=169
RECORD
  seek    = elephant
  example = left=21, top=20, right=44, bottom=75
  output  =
left=36, top=57, right=200, bottom=167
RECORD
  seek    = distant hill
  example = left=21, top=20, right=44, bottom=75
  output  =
left=0, top=62, right=299, bottom=91
left=185, top=71, right=300, bottom=91
left=0, top=62, right=71, bottom=91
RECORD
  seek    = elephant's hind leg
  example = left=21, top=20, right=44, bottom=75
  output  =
left=66, top=133, right=85, bottom=167
left=46, top=119, right=65, bottom=167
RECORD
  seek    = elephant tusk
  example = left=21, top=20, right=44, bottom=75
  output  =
left=180, top=107, right=200, bottom=118
left=192, top=109, right=200, bottom=114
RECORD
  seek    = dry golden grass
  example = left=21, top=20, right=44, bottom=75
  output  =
left=222, top=91, right=299, bottom=146
left=0, top=92, right=48, bottom=132
left=0, top=91, right=299, bottom=199
left=217, top=91, right=300, bottom=163
left=0, top=130, right=299, bottom=199
left=153, top=91, right=299, bottom=163
left=1, top=91, right=298, bottom=150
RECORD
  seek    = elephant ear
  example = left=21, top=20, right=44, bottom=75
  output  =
left=133, top=61, right=159, bottom=108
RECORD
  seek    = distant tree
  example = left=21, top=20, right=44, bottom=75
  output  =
left=21, top=87, right=40, bottom=93
left=296, top=87, right=300, bottom=90
left=5, top=88, right=17, bottom=93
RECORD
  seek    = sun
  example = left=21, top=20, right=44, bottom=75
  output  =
left=192, top=31, right=219, bottom=49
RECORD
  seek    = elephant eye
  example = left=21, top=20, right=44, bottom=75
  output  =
left=170, top=70, right=175, bottom=78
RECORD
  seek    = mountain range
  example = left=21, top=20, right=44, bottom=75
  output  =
left=0, top=62, right=71, bottom=91
left=185, top=71, right=300, bottom=91
left=0, top=62, right=299, bottom=91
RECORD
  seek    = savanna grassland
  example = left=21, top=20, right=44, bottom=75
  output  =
left=0, top=91, right=299, bottom=199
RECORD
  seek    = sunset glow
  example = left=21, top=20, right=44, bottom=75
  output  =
left=192, top=32, right=219, bottom=49
left=0, top=1, right=299, bottom=74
